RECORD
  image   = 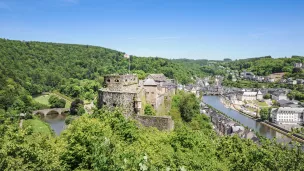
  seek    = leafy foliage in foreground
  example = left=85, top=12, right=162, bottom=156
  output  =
left=2, top=92, right=304, bottom=170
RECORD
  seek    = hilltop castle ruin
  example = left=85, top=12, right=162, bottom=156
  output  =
left=98, top=73, right=176, bottom=130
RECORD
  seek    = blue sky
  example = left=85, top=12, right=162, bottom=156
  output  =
left=0, top=0, right=303, bottom=59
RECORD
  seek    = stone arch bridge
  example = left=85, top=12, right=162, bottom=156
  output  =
left=33, top=108, right=69, bottom=116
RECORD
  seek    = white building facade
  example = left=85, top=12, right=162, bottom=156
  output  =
left=257, top=91, right=263, bottom=100
left=237, top=92, right=257, bottom=101
left=271, top=107, right=304, bottom=125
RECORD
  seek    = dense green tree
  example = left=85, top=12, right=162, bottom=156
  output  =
left=0, top=96, right=304, bottom=170
left=70, top=99, right=85, bottom=115
left=228, top=74, right=233, bottom=80
left=260, top=108, right=270, bottom=121
left=0, top=119, right=66, bottom=170
left=48, top=95, right=66, bottom=108
left=224, top=58, right=232, bottom=62
left=174, top=91, right=200, bottom=122
left=144, top=104, right=156, bottom=116
left=263, top=93, right=271, bottom=99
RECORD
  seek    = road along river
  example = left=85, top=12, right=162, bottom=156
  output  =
left=203, top=96, right=292, bottom=143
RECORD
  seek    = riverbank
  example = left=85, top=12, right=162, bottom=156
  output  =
left=218, top=96, right=304, bottom=143
left=262, top=121, right=304, bottom=143
left=220, top=95, right=258, bottom=120
left=203, top=96, right=292, bottom=143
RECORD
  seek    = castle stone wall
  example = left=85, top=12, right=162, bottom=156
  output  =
left=104, top=74, right=138, bottom=91
left=136, top=115, right=174, bottom=131
left=98, top=90, right=137, bottom=118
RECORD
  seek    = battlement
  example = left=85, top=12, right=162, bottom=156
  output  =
left=104, top=74, right=138, bottom=91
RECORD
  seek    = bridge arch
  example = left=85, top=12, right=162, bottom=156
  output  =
left=46, top=110, right=60, bottom=115
left=61, top=108, right=70, bottom=114
left=33, top=108, right=69, bottom=117
left=34, top=111, right=46, bottom=116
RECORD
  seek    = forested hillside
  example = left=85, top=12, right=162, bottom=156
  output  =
left=222, top=56, right=304, bottom=102
left=0, top=38, right=208, bottom=113
left=223, top=56, right=304, bottom=78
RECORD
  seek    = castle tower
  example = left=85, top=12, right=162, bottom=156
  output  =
left=104, top=74, right=138, bottom=91
left=98, top=74, right=140, bottom=117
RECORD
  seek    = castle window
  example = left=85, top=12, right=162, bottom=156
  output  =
left=107, top=79, right=110, bottom=82
left=151, top=92, right=154, bottom=94
left=125, top=79, right=128, bottom=82
left=113, top=103, right=117, bottom=107
left=115, top=79, right=119, bottom=82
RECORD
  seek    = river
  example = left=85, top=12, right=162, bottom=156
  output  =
left=203, top=96, right=291, bottom=143
left=40, top=114, right=67, bottom=135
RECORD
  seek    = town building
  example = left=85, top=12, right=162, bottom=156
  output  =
left=240, top=71, right=256, bottom=80
left=294, top=63, right=303, bottom=68
left=288, top=80, right=297, bottom=85
left=271, top=107, right=304, bottom=125
left=255, top=76, right=265, bottom=82
left=270, top=91, right=288, bottom=101
left=266, top=77, right=275, bottom=83
left=296, top=79, right=304, bottom=84
left=256, top=91, right=263, bottom=100
left=208, top=109, right=259, bottom=142
left=236, top=90, right=263, bottom=101
left=277, top=99, right=295, bottom=107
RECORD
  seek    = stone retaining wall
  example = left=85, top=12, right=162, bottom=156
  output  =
left=136, top=115, right=174, bottom=131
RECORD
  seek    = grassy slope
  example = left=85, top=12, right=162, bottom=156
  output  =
left=23, top=119, right=53, bottom=135
left=33, top=95, right=50, bottom=106
left=33, top=93, right=71, bottom=108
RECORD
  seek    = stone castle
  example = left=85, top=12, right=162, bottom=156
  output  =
left=98, top=74, right=176, bottom=130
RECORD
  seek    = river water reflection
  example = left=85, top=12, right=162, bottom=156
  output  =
left=40, top=114, right=66, bottom=135
left=203, top=96, right=291, bottom=143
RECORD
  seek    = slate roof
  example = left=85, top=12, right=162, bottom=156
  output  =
left=277, top=107, right=304, bottom=113
left=270, top=91, right=286, bottom=97
left=143, top=78, right=157, bottom=86
left=277, top=99, right=293, bottom=106
left=148, top=74, right=167, bottom=82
